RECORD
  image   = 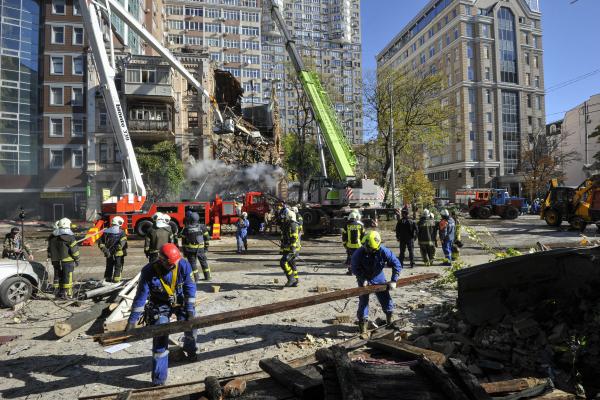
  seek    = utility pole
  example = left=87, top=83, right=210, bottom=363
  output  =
left=388, top=80, right=396, bottom=209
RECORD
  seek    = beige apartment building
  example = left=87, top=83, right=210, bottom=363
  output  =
left=377, top=0, right=544, bottom=199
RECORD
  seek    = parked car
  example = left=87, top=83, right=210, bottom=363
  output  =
left=0, top=259, right=45, bottom=308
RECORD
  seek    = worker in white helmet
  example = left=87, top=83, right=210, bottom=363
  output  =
left=98, top=216, right=128, bottom=283
left=291, top=206, right=303, bottom=238
left=144, top=213, right=176, bottom=262
left=47, top=218, right=80, bottom=299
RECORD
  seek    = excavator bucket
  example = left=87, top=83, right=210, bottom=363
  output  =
left=81, top=219, right=105, bottom=246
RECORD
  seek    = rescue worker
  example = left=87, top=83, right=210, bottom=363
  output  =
left=47, top=218, right=80, bottom=299
left=98, top=216, right=128, bottom=283
left=126, top=243, right=197, bottom=386
left=450, top=210, right=462, bottom=260
left=180, top=212, right=211, bottom=282
left=438, top=209, right=456, bottom=266
left=351, top=231, right=402, bottom=334
left=395, top=207, right=417, bottom=268
left=417, top=209, right=436, bottom=266
left=235, top=212, right=250, bottom=254
left=3, top=227, right=33, bottom=260
left=342, top=210, right=364, bottom=275
left=145, top=213, right=175, bottom=263
left=280, top=210, right=301, bottom=287
left=291, top=206, right=303, bottom=238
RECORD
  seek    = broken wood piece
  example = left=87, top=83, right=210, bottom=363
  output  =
left=367, top=338, right=446, bottom=365
left=204, top=376, right=223, bottom=400
left=532, top=389, right=576, bottom=400
left=445, top=358, right=491, bottom=400
left=95, top=273, right=438, bottom=345
left=54, top=300, right=109, bottom=338
left=414, top=356, right=470, bottom=400
left=480, top=378, right=549, bottom=394
left=258, top=357, right=323, bottom=399
left=83, top=282, right=125, bottom=299
left=316, top=346, right=363, bottom=400
left=223, top=378, right=247, bottom=397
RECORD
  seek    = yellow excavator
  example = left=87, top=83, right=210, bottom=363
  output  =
left=540, top=175, right=600, bottom=231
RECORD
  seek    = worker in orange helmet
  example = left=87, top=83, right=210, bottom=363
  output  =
left=126, top=243, right=197, bottom=386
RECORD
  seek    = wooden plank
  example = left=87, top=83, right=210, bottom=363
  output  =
left=480, top=378, right=549, bottom=395
left=445, top=358, right=490, bottom=400
left=54, top=301, right=110, bottom=338
left=223, top=378, right=247, bottom=397
left=316, top=346, right=363, bottom=400
left=258, top=357, right=323, bottom=399
left=415, top=356, right=469, bottom=400
left=532, top=389, right=576, bottom=400
left=367, top=338, right=446, bottom=365
left=95, top=273, right=438, bottom=345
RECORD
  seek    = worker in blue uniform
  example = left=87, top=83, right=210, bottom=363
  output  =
left=126, top=243, right=197, bottom=386
left=351, top=231, right=402, bottom=334
left=236, top=212, right=250, bottom=254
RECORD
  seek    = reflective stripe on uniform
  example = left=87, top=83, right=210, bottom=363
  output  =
left=186, top=298, right=195, bottom=304
left=153, top=350, right=169, bottom=359
left=132, top=306, right=145, bottom=313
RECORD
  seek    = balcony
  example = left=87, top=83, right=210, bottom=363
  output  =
left=123, top=82, right=175, bottom=102
left=127, top=104, right=175, bottom=142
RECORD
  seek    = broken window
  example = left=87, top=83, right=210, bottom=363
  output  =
left=188, top=111, right=199, bottom=128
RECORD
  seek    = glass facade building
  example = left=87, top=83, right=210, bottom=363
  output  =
left=0, top=0, right=39, bottom=175
left=498, top=7, right=518, bottom=84
left=502, top=91, right=520, bottom=175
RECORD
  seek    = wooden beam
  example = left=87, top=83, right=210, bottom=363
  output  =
left=94, top=273, right=438, bottom=345
left=316, top=346, right=363, bottom=400
left=258, top=357, right=323, bottom=399
left=480, top=378, right=550, bottom=395
left=54, top=301, right=110, bottom=338
left=415, top=356, right=469, bottom=400
left=445, top=358, right=490, bottom=400
left=367, top=338, right=446, bottom=366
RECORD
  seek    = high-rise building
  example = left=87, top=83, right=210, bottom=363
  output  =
left=0, top=0, right=41, bottom=215
left=377, top=0, right=544, bottom=198
left=261, top=0, right=363, bottom=144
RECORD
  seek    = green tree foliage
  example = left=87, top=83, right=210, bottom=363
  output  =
left=363, top=68, right=453, bottom=203
left=588, top=124, right=600, bottom=171
left=282, top=133, right=321, bottom=190
left=136, top=141, right=184, bottom=202
left=400, top=169, right=436, bottom=211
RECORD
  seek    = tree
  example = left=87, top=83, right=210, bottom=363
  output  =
left=281, top=133, right=321, bottom=200
left=587, top=124, right=600, bottom=171
left=520, top=127, right=579, bottom=200
left=136, top=141, right=185, bottom=203
left=401, top=169, right=436, bottom=213
left=363, top=68, right=452, bottom=204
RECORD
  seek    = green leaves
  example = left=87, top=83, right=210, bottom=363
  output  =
left=135, top=141, right=184, bottom=202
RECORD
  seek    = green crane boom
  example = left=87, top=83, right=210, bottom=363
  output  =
left=268, top=0, right=357, bottom=181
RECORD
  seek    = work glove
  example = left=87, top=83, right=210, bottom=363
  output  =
left=125, top=322, right=136, bottom=332
left=388, top=281, right=397, bottom=290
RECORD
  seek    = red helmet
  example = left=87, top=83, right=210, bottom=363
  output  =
left=158, top=243, right=181, bottom=270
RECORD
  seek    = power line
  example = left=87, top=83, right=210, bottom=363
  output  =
left=546, top=68, right=600, bottom=93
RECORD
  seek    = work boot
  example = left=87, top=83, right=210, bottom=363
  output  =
left=358, top=320, right=368, bottom=335
left=203, top=271, right=212, bottom=281
left=346, top=268, right=352, bottom=276
left=284, top=275, right=298, bottom=287
left=386, top=312, right=394, bottom=325
left=194, top=272, right=201, bottom=283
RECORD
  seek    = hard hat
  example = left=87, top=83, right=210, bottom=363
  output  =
left=440, top=209, right=450, bottom=217
left=155, top=213, right=169, bottom=228
left=152, top=212, right=163, bottom=221
left=112, top=216, right=124, bottom=226
left=57, top=218, right=72, bottom=229
left=348, top=210, right=358, bottom=221
left=190, top=212, right=200, bottom=223
left=157, top=243, right=181, bottom=270
left=291, top=206, right=299, bottom=214
left=242, top=211, right=248, bottom=218
left=287, top=210, right=297, bottom=222
left=163, top=214, right=171, bottom=222
left=362, top=231, right=382, bottom=252
left=422, top=209, right=431, bottom=218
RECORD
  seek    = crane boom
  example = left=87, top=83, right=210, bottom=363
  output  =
left=267, top=0, right=356, bottom=181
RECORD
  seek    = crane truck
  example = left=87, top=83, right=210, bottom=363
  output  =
left=266, top=0, right=386, bottom=232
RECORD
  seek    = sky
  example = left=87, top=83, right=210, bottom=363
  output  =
left=360, top=0, right=600, bottom=134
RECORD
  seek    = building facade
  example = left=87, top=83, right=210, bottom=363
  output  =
left=377, top=0, right=545, bottom=199
left=0, top=0, right=41, bottom=216
left=555, top=93, right=600, bottom=186
left=261, top=0, right=363, bottom=144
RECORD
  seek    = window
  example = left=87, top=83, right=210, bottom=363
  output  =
left=533, top=56, right=538, bottom=68
left=466, top=23, right=474, bottom=37
left=488, top=149, right=494, bottom=159
left=99, top=143, right=109, bottom=163
left=50, top=118, right=63, bottom=137
left=51, top=26, right=64, bottom=44
left=533, top=36, right=539, bottom=48
left=73, top=56, right=84, bottom=75
left=470, top=149, right=477, bottom=160
left=485, top=67, right=490, bottom=80
left=484, top=46, right=490, bottom=59
left=52, top=0, right=65, bottom=14
left=99, top=112, right=107, bottom=127
left=73, top=1, right=80, bottom=15
left=497, top=8, right=518, bottom=83
left=469, top=112, right=475, bottom=123
left=71, top=149, right=83, bottom=168
left=73, top=27, right=84, bottom=45
left=50, top=56, right=63, bottom=74
left=525, top=73, right=531, bottom=86
left=467, top=44, right=474, bottom=58
left=71, top=87, right=83, bottom=106
left=72, top=118, right=84, bottom=137
left=188, top=111, right=199, bottom=128
left=50, top=150, right=63, bottom=169
left=469, top=131, right=475, bottom=141
left=527, top=94, right=532, bottom=108
left=480, top=24, right=489, bottom=38
left=126, top=69, right=155, bottom=83
left=241, top=26, right=259, bottom=36
left=468, top=66, right=474, bottom=81
left=487, top=130, right=493, bottom=141
left=468, top=88, right=476, bottom=104
left=50, top=87, right=63, bottom=105
left=486, top=89, right=492, bottom=104
left=487, top=112, right=492, bottom=123
left=525, top=52, right=530, bottom=65
left=534, top=76, right=540, bottom=88
left=536, top=95, right=542, bottom=110
left=501, top=90, right=520, bottom=174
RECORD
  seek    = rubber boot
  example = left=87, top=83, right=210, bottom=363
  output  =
left=358, top=320, right=368, bottom=335
left=386, top=312, right=393, bottom=325
left=203, top=271, right=212, bottom=281
left=194, top=271, right=201, bottom=283
left=284, top=275, right=298, bottom=287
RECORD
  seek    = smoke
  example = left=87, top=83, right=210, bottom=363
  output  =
left=185, top=160, right=285, bottom=201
